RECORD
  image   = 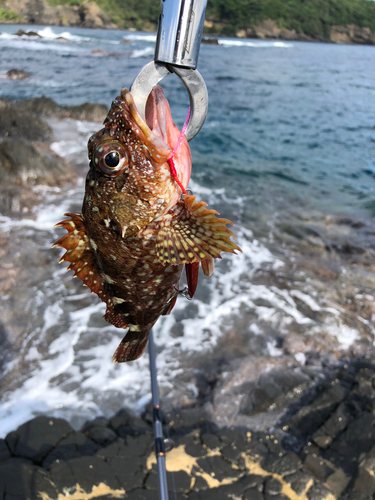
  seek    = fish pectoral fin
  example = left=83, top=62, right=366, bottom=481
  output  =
left=201, top=257, right=214, bottom=277
left=156, top=194, right=241, bottom=266
left=112, top=326, right=150, bottom=363
left=53, top=213, right=108, bottom=301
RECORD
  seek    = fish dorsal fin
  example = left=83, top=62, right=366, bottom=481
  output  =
left=53, top=213, right=130, bottom=329
left=155, top=194, right=241, bottom=265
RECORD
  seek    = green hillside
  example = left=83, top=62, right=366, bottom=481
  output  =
left=45, top=0, right=375, bottom=36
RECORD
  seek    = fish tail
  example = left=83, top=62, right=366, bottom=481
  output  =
left=111, top=326, right=150, bottom=363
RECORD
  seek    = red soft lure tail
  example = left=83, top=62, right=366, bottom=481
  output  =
left=185, top=262, right=199, bottom=298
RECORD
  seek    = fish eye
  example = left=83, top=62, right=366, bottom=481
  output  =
left=95, top=142, right=128, bottom=176
left=104, top=151, right=120, bottom=169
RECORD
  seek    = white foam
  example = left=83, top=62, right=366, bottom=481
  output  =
left=124, top=34, right=157, bottom=42
left=37, top=27, right=90, bottom=42
left=130, top=47, right=154, bottom=58
left=219, top=39, right=293, bottom=48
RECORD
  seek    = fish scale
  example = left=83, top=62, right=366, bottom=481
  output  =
left=54, top=85, right=240, bottom=362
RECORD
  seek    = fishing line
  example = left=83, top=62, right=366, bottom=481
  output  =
left=167, top=107, right=191, bottom=194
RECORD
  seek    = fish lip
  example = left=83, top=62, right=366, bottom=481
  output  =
left=121, top=88, right=171, bottom=163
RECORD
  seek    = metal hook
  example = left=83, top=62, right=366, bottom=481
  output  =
left=130, top=61, right=208, bottom=142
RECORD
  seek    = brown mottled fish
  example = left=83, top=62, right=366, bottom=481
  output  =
left=53, top=86, right=241, bottom=362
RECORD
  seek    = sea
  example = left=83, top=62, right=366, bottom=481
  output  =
left=0, top=25, right=374, bottom=436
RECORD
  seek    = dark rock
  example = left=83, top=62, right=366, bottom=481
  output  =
left=0, top=139, right=75, bottom=186
left=267, top=452, right=301, bottom=477
left=5, top=416, right=73, bottom=464
left=127, top=490, right=185, bottom=500
left=280, top=378, right=348, bottom=446
left=325, top=467, right=351, bottom=497
left=0, top=102, right=52, bottom=141
left=0, top=458, right=57, bottom=499
left=312, top=402, right=351, bottom=449
left=241, top=368, right=312, bottom=417
left=303, top=454, right=334, bottom=481
left=106, top=456, right=144, bottom=490
left=264, top=476, right=282, bottom=495
left=84, top=425, right=118, bottom=447
left=123, top=433, right=153, bottom=457
left=6, top=69, right=31, bottom=80
left=0, top=439, right=11, bottom=462
left=202, top=37, right=219, bottom=45
left=196, top=455, right=240, bottom=482
left=109, top=408, right=151, bottom=438
left=42, top=431, right=100, bottom=469
left=307, top=483, right=335, bottom=500
left=243, top=489, right=264, bottom=500
left=13, top=96, right=61, bottom=116
left=49, top=455, right=121, bottom=492
left=15, top=29, right=41, bottom=37
left=62, top=102, right=108, bottom=122
left=354, top=452, right=375, bottom=495
left=284, top=469, right=314, bottom=496
left=201, top=433, right=221, bottom=451
left=167, top=407, right=212, bottom=435
left=145, top=463, right=191, bottom=493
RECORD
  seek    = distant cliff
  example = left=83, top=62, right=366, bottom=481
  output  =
left=1, top=0, right=115, bottom=29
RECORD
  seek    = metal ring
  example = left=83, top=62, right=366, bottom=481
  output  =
left=130, top=61, right=208, bottom=142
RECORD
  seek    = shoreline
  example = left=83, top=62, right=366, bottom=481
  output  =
left=2, top=356, right=375, bottom=499
left=1, top=19, right=375, bottom=46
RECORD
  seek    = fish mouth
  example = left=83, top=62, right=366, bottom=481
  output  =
left=121, top=86, right=192, bottom=190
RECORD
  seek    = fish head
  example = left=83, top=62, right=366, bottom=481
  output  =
left=85, top=86, right=192, bottom=235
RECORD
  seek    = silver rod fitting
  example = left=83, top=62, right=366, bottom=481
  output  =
left=155, top=0, right=208, bottom=69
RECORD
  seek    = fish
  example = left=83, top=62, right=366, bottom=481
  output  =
left=53, top=85, right=241, bottom=363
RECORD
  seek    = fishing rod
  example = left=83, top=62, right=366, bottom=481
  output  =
left=148, top=329, right=169, bottom=500
left=144, top=1, right=208, bottom=498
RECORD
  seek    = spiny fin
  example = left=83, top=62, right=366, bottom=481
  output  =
left=112, top=327, right=149, bottom=363
left=156, top=194, right=241, bottom=265
left=201, top=257, right=214, bottom=277
left=53, top=213, right=106, bottom=298
left=53, top=213, right=130, bottom=330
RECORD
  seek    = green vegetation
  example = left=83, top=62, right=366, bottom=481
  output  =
left=205, top=0, right=375, bottom=37
left=0, top=7, right=21, bottom=21
left=43, top=0, right=375, bottom=36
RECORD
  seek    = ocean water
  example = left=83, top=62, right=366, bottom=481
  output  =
left=0, top=25, right=374, bottom=436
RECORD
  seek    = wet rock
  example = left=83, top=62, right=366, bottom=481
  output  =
left=0, top=139, right=73, bottom=187
left=49, top=455, right=122, bottom=492
left=84, top=425, right=118, bottom=447
left=63, top=102, right=107, bottom=122
left=0, top=439, right=11, bottom=462
left=109, top=408, right=152, bottom=438
left=42, top=431, right=100, bottom=469
left=6, top=68, right=31, bottom=80
left=0, top=101, right=52, bottom=141
left=202, top=37, right=219, bottom=45
left=145, top=463, right=191, bottom=493
left=15, top=29, right=41, bottom=37
left=196, top=454, right=240, bottom=482
left=0, top=458, right=58, bottom=500
left=13, top=96, right=61, bottom=116
left=5, top=416, right=73, bottom=464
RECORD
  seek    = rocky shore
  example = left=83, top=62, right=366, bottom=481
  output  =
left=1, top=0, right=375, bottom=45
left=1, top=96, right=375, bottom=499
left=2, top=357, right=375, bottom=499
